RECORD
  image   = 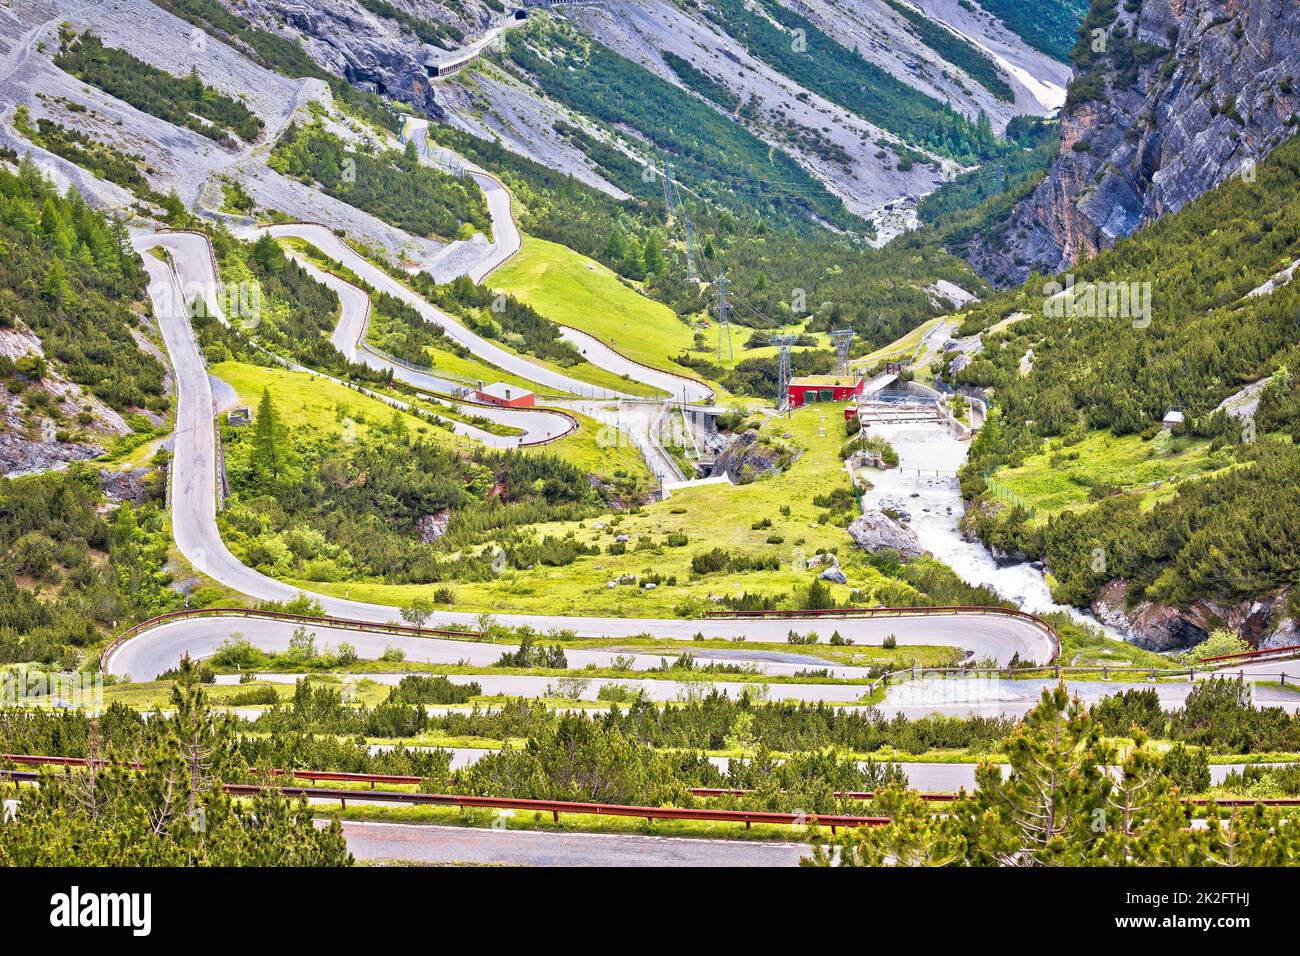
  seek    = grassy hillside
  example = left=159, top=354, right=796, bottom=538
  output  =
left=427, top=123, right=981, bottom=357
left=490, top=236, right=705, bottom=385
left=986, top=430, right=1237, bottom=522
left=523, top=409, right=654, bottom=494
left=211, top=361, right=462, bottom=443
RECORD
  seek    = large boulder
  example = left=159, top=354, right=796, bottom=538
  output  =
left=708, top=429, right=790, bottom=485
left=819, top=566, right=848, bottom=585
left=847, top=511, right=923, bottom=560
left=99, top=468, right=152, bottom=505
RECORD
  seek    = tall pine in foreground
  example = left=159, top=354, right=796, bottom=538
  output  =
left=0, top=683, right=351, bottom=866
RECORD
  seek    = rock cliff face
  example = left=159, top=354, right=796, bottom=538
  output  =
left=970, top=0, right=1300, bottom=286
left=234, top=0, right=495, bottom=116
left=1092, top=579, right=1297, bottom=653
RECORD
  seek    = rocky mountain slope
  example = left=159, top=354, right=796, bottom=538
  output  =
left=215, top=0, right=1072, bottom=232
left=0, top=0, right=454, bottom=262
left=970, top=0, right=1300, bottom=286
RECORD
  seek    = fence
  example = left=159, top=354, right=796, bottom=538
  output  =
left=1198, top=644, right=1300, bottom=664
left=981, top=471, right=1037, bottom=518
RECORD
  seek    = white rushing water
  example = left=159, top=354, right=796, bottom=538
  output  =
left=858, top=420, right=1125, bottom=639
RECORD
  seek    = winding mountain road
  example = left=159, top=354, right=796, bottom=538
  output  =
left=291, top=250, right=576, bottom=446
left=245, top=222, right=622, bottom=399
left=402, top=117, right=714, bottom=406
left=121, top=214, right=1055, bottom=681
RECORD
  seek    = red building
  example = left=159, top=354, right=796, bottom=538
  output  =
left=787, top=375, right=863, bottom=410
left=475, top=382, right=535, bottom=408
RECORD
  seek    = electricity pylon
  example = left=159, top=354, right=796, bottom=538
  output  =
left=771, top=333, right=799, bottom=411
left=715, top=272, right=733, bottom=363
left=661, top=157, right=700, bottom=282
left=831, top=329, right=855, bottom=376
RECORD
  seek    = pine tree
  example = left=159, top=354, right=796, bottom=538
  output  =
left=40, top=259, right=68, bottom=305
left=812, top=684, right=1300, bottom=866
left=642, top=229, right=667, bottom=277
left=250, top=387, right=284, bottom=488
left=0, top=684, right=352, bottom=865
left=604, top=224, right=629, bottom=262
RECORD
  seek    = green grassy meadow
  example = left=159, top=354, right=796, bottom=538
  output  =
left=292, top=402, right=917, bottom=616
left=991, top=429, right=1239, bottom=521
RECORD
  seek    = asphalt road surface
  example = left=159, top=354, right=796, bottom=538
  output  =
left=877, top=675, right=1300, bottom=717
left=337, top=820, right=808, bottom=866
left=110, top=617, right=893, bottom=682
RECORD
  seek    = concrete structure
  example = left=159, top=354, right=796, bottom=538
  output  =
left=476, top=382, right=535, bottom=408
left=787, top=374, right=864, bottom=410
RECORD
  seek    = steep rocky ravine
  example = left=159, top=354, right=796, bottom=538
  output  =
left=970, top=0, right=1300, bottom=286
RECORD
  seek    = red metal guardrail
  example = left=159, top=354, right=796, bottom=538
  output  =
left=705, top=604, right=1061, bottom=663
left=0, top=759, right=887, bottom=833
left=9, top=762, right=1300, bottom=817
left=223, top=784, right=892, bottom=831
left=1198, top=644, right=1300, bottom=665
left=12, top=756, right=1300, bottom=809
left=100, top=607, right=479, bottom=673
left=0, top=759, right=945, bottom=802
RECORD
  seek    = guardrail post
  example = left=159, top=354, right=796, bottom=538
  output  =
left=1189, top=668, right=1195, bottom=682
left=1102, top=666, right=1108, bottom=681
left=1149, top=669, right=1156, bottom=682
left=1281, top=673, right=1287, bottom=687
